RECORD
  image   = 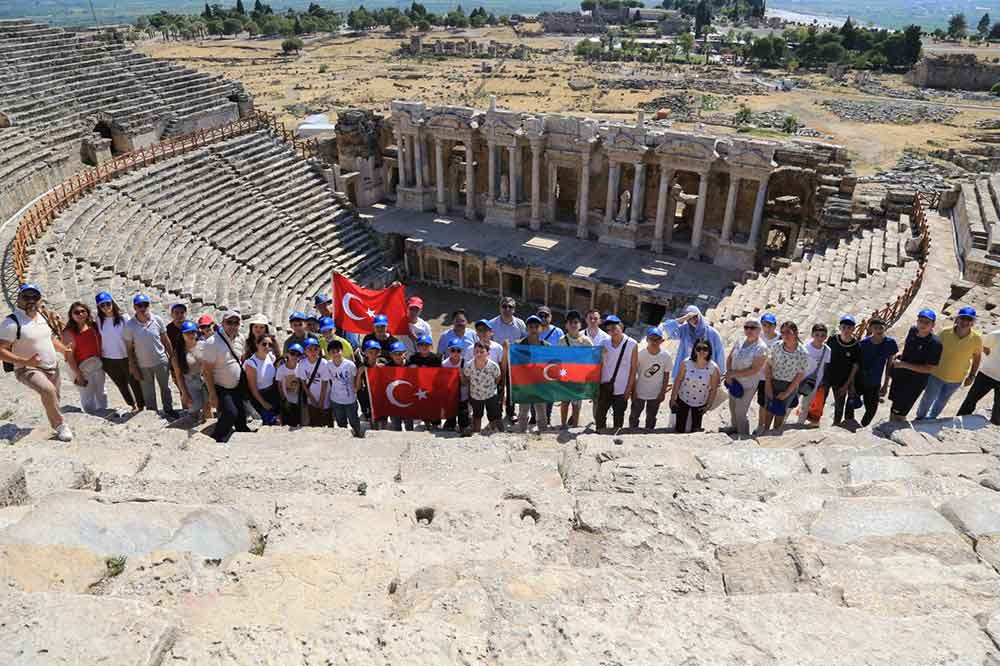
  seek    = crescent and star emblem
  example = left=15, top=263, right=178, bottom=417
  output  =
left=542, top=363, right=568, bottom=381
left=386, top=380, right=430, bottom=407
left=341, top=293, right=367, bottom=321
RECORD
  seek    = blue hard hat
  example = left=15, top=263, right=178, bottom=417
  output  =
left=18, top=283, right=41, bottom=296
left=760, top=312, right=778, bottom=325
left=171, top=302, right=187, bottom=312
left=319, top=316, right=335, bottom=331
left=306, top=314, right=319, bottom=323
left=304, top=337, right=320, bottom=348
left=389, top=341, right=407, bottom=353
left=645, top=327, right=664, bottom=339
left=525, top=315, right=542, bottom=325
left=839, top=314, right=856, bottom=326
left=416, top=334, right=433, bottom=346
left=373, top=314, right=389, bottom=326
left=917, top=308, right=937, bottom=322
left=447, top=338, right=466, bottom=350
left=132, top=294, right=150, bottom=305
left=726, top=379, right=744, bottom=398
left=180, top=320, right=198, bottom=334
left=957, top=306, right=977, bottom=320
left=364, top=339, right=382, bottom=351
left=475, top=318, right=493, bottom=329
left=604, top=314, right=622, bottom=325
left=288, top=343, right=305, bottom=355
left=95, top=291, right=113, bottom=305
left=314, top=293, right=332, bottom=305
left=289, top=311, right=307, bottom=322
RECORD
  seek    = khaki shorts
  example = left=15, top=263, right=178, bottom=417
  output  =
left=15, top=365, right=60, bottom=391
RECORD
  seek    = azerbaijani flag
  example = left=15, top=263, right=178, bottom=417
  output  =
left=509, top=344, right=602, bottom=403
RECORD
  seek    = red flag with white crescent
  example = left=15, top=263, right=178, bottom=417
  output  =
left=332, top=272, right=408, bottom=335
left=367, top=366, right=460, bottom=420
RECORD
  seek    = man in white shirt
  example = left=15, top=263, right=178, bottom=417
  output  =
left=629, top=327, right=672, bottom=431
left=489, top=297, right=526, bottom=423
left=402, top=296, right=432, bottom=354
left=436, top=309, right=477, bottom=358
left=0, top=284, right=73, bottom=441
left=958, top=327, right=1000, bottom=425
left=123, top=294, right=177, bottom=418
left=200, top=310, right=248, bottom=442
left=536, top=306, right=564, bottom=345
left=474, top=319, right=505, bottom=365
left=596, top=315, right=639, bottom=433
left=585, top=308, right=611, bottom=347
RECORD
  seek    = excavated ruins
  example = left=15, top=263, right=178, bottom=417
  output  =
left=2, top=17, right=1000, bottom=665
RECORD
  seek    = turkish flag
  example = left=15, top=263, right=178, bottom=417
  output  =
left=332, top=272, right=408, bottom=335
left=367, top=366, right=460, bottom=420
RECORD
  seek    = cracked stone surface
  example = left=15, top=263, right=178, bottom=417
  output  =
left=2, top=372, right=1000, bottom=662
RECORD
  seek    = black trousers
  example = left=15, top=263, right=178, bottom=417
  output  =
left=443, top=400, right=471, bottom=430
left=859, top=382, right=881, bottom=426
left=958, top=372, right=1000, bottom=425
left=102, top=357, right=144, bottom=409
left=595, top=386, right=627, bottom=431
left=674, top=398, right=705, bottom=433
left=213, top=385, right=249, bottom=442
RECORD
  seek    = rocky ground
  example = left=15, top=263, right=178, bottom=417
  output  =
left=820, top=99, right=959, bottom=125
left=2, top=362, right=1000, bottom=664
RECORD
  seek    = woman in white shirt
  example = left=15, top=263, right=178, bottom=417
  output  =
left=797, top=323, right=831, bottom=426
left=243, top=333, right=279, bottom=425
left=670, top=339, right=721, bottom=433
left=294, top=338, right=330, bottom=427
left=95, top=292, right=143, bottom=412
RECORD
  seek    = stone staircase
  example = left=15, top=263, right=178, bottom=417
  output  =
left=706, top=219, right=918, bottom=341
left=25, top=130, right=385, bottom=329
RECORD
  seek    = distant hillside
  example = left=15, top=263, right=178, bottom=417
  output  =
left=0, top=0, right=993, bottom=29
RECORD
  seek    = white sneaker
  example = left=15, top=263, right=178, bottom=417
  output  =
left=55, top=424, right=74, bottom=442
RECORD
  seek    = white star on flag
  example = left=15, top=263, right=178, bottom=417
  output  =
left=415, top=389, right=430, bottom=400
left=559, top=368, right=568, bottom=378
left=366, top=308, right=377, bottom=318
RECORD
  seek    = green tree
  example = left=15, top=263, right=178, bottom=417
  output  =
left=734, top=103, right=752, bottom=124
left=991, top=22, right=1000, bottom=40
left=202, top=2, right=212, bottom=19
left=693, top=0, right=711, bottom=37
left=417, top=18, right=431, bottom=31
left=781, top=115, right=797, bottom=133
left=282, top=36, right=304, bottom=53
left=245, top=19, right=259, bottom=36
left=947, top=13, right=967, bottom=40
left=293, top=15, right=304, bottom=34
left=581, top=0, right=596, bottom=9
left=390, top=14, right=412, bottom=33
left=348, top=6, right=376, bottom=30
left=991, top=81, right=1000, bottom=96
left=978, top=13, right=991, bottom=37
left=236, top=0, right=246, bottom=15
left=901, top=24, right=922, bottom=65
left=678, top=31, right=695, bottom=61
left=206, top=19, right=223, bottom=35
left=222, top=17, right=243, bottom=36
left=839, top=17, right=857, bottom=50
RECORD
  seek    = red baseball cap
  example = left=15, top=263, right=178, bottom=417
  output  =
left=197, top=314, right=215, bottom=326
left=407, top=296, right=424, bottom=309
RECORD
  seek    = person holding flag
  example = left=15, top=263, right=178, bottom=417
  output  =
left=558, top=310, right=593, bottom=428
left=508, top=315, right=603, bottom=435
left=332, top=272, right=408, bottom=338
left=362, top=315, right=400, bottom=359
left=442, top=339, right=472, bottom=435
left=364, top=354, right=462, bottom=429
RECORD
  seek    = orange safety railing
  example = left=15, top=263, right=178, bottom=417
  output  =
left=11, top=110, right=322, bottom=284
left=854, top=193, right=932, bottom=339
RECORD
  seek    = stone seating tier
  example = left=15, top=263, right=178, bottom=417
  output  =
left=27, top=130, right=382, bottom=330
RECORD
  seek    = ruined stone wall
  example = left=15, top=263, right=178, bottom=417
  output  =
left=906, top=55, right=1000, bottom=91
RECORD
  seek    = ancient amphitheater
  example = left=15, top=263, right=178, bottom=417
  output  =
left=3, top=18, right=1000, bottom=665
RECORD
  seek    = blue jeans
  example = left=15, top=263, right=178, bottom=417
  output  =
left=332, top=401, right=362, bottom=435
left=916, top=375, right=962, bottom=419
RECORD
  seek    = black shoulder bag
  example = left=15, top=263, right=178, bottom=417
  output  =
left=598, top=339, right=628, bottom=402
left=2, top=314, right=20, bottom=373
left=215, top=325, right=248, bottom=394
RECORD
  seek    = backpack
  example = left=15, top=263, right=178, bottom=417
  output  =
left=2, top=314, right=20, bottom=373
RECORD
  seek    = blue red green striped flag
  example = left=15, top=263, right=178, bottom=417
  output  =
left=508, top=344, right=602, bottom=403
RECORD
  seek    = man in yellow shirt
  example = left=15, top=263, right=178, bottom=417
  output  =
left=318, top=317, right=354, bottom=363
left=917, top=306, right=982, bottom=419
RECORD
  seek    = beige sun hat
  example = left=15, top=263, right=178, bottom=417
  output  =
left=246, top=313, right=270, bottom=328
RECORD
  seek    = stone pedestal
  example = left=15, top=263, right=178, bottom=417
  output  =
left=485, top=200, right=532, bottom=228
left=713, top=240, right=757, bottom=272
left=397, top=186, right=436, bottom=212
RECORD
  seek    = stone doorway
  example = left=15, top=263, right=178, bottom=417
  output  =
left=502, top=272, right=523, bottom=300
left=440, top=259, right=461, bottom=286
left=93, top=121, right=122, bottom=155
left=552, top=165, right=579, bottom=223
left=572, top=286, right=591, bottom=313
left=639, top=302, right=667, bottom=327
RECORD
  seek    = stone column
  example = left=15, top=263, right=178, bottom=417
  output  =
left=508, top=145, right=518, bottom=205
left=629, top=162, right=646, bottom=227
left=486, top=142, right=497, bottom=206
left=434, top=139, right=447, bottom=214
left=465, top=143, right=475, bottom=220
left=530, top=143, right=542, bottom=229
left=653, top=167, right=673, bottom=253
left=720, top=175, right=740, bottom=243
left=604, top=160, right=620, bottom=224
left=547, top=161, right=558, bottom=222
left=412, top=135, right=424, bottom=189
left=577, top=151, right=591, bottom=239
left=688, top=169, right=710, bottom=260
left=396, top=131, right=409, bottom=187
left=749, top=176, right=769, bottom=247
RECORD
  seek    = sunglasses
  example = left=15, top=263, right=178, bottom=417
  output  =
left=501, top=304, right=514, bottom=309
left=224, top=319, right=240, bottom=325
left=538, top=313, right=551, bottom=318
left=199, top=325, right=212, bottom=330
left=288, top=351, right=301, bottom=357
left=98, top=302, right=113, bottom=308
left=72, top=309, right=88, bottom=316
left=743, top=324, right=759, bottom=330
left=695, top=346, right=710, bottom=352
left=135, top=303, right=149, bottom=309
left=259, top=341, right=272, bottom=348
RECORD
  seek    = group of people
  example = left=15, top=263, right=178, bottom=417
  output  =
left=2, top=282, right=998, bottom=444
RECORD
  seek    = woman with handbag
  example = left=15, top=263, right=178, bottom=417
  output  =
left=670, top=338, right=720, bottom=433
left=797, top=323, right=831, bottom=426
left=61, top=302, right=108, bottom=415
left=725, top=317, right=769, bottom=437
left=762, top=321, right=810, bottom=433
left=173, top=321, right=210, bottom=423
left=243, top=333, right=281, bottom=426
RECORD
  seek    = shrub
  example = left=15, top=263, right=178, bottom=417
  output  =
left=282, top=36, right=304, bottom=54
left=991, top=82, right=1000, bottom=97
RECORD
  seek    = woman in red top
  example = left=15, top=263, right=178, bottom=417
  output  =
left=61, top=302, right=108, bottom=415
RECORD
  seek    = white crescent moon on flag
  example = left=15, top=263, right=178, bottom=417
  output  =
left=542, top=363, right=560, bottom=381
left=386, top=379, right=414, bottom=407
left=342, top=292, right=367, bottom=321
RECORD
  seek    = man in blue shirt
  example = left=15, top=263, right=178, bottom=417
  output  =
left=857, top=317, right=898, bottom=426
left=437, top=309, right=478, bottom=360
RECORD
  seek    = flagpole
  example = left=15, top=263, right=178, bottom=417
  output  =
left=365, top=367, right=376, bottom=422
